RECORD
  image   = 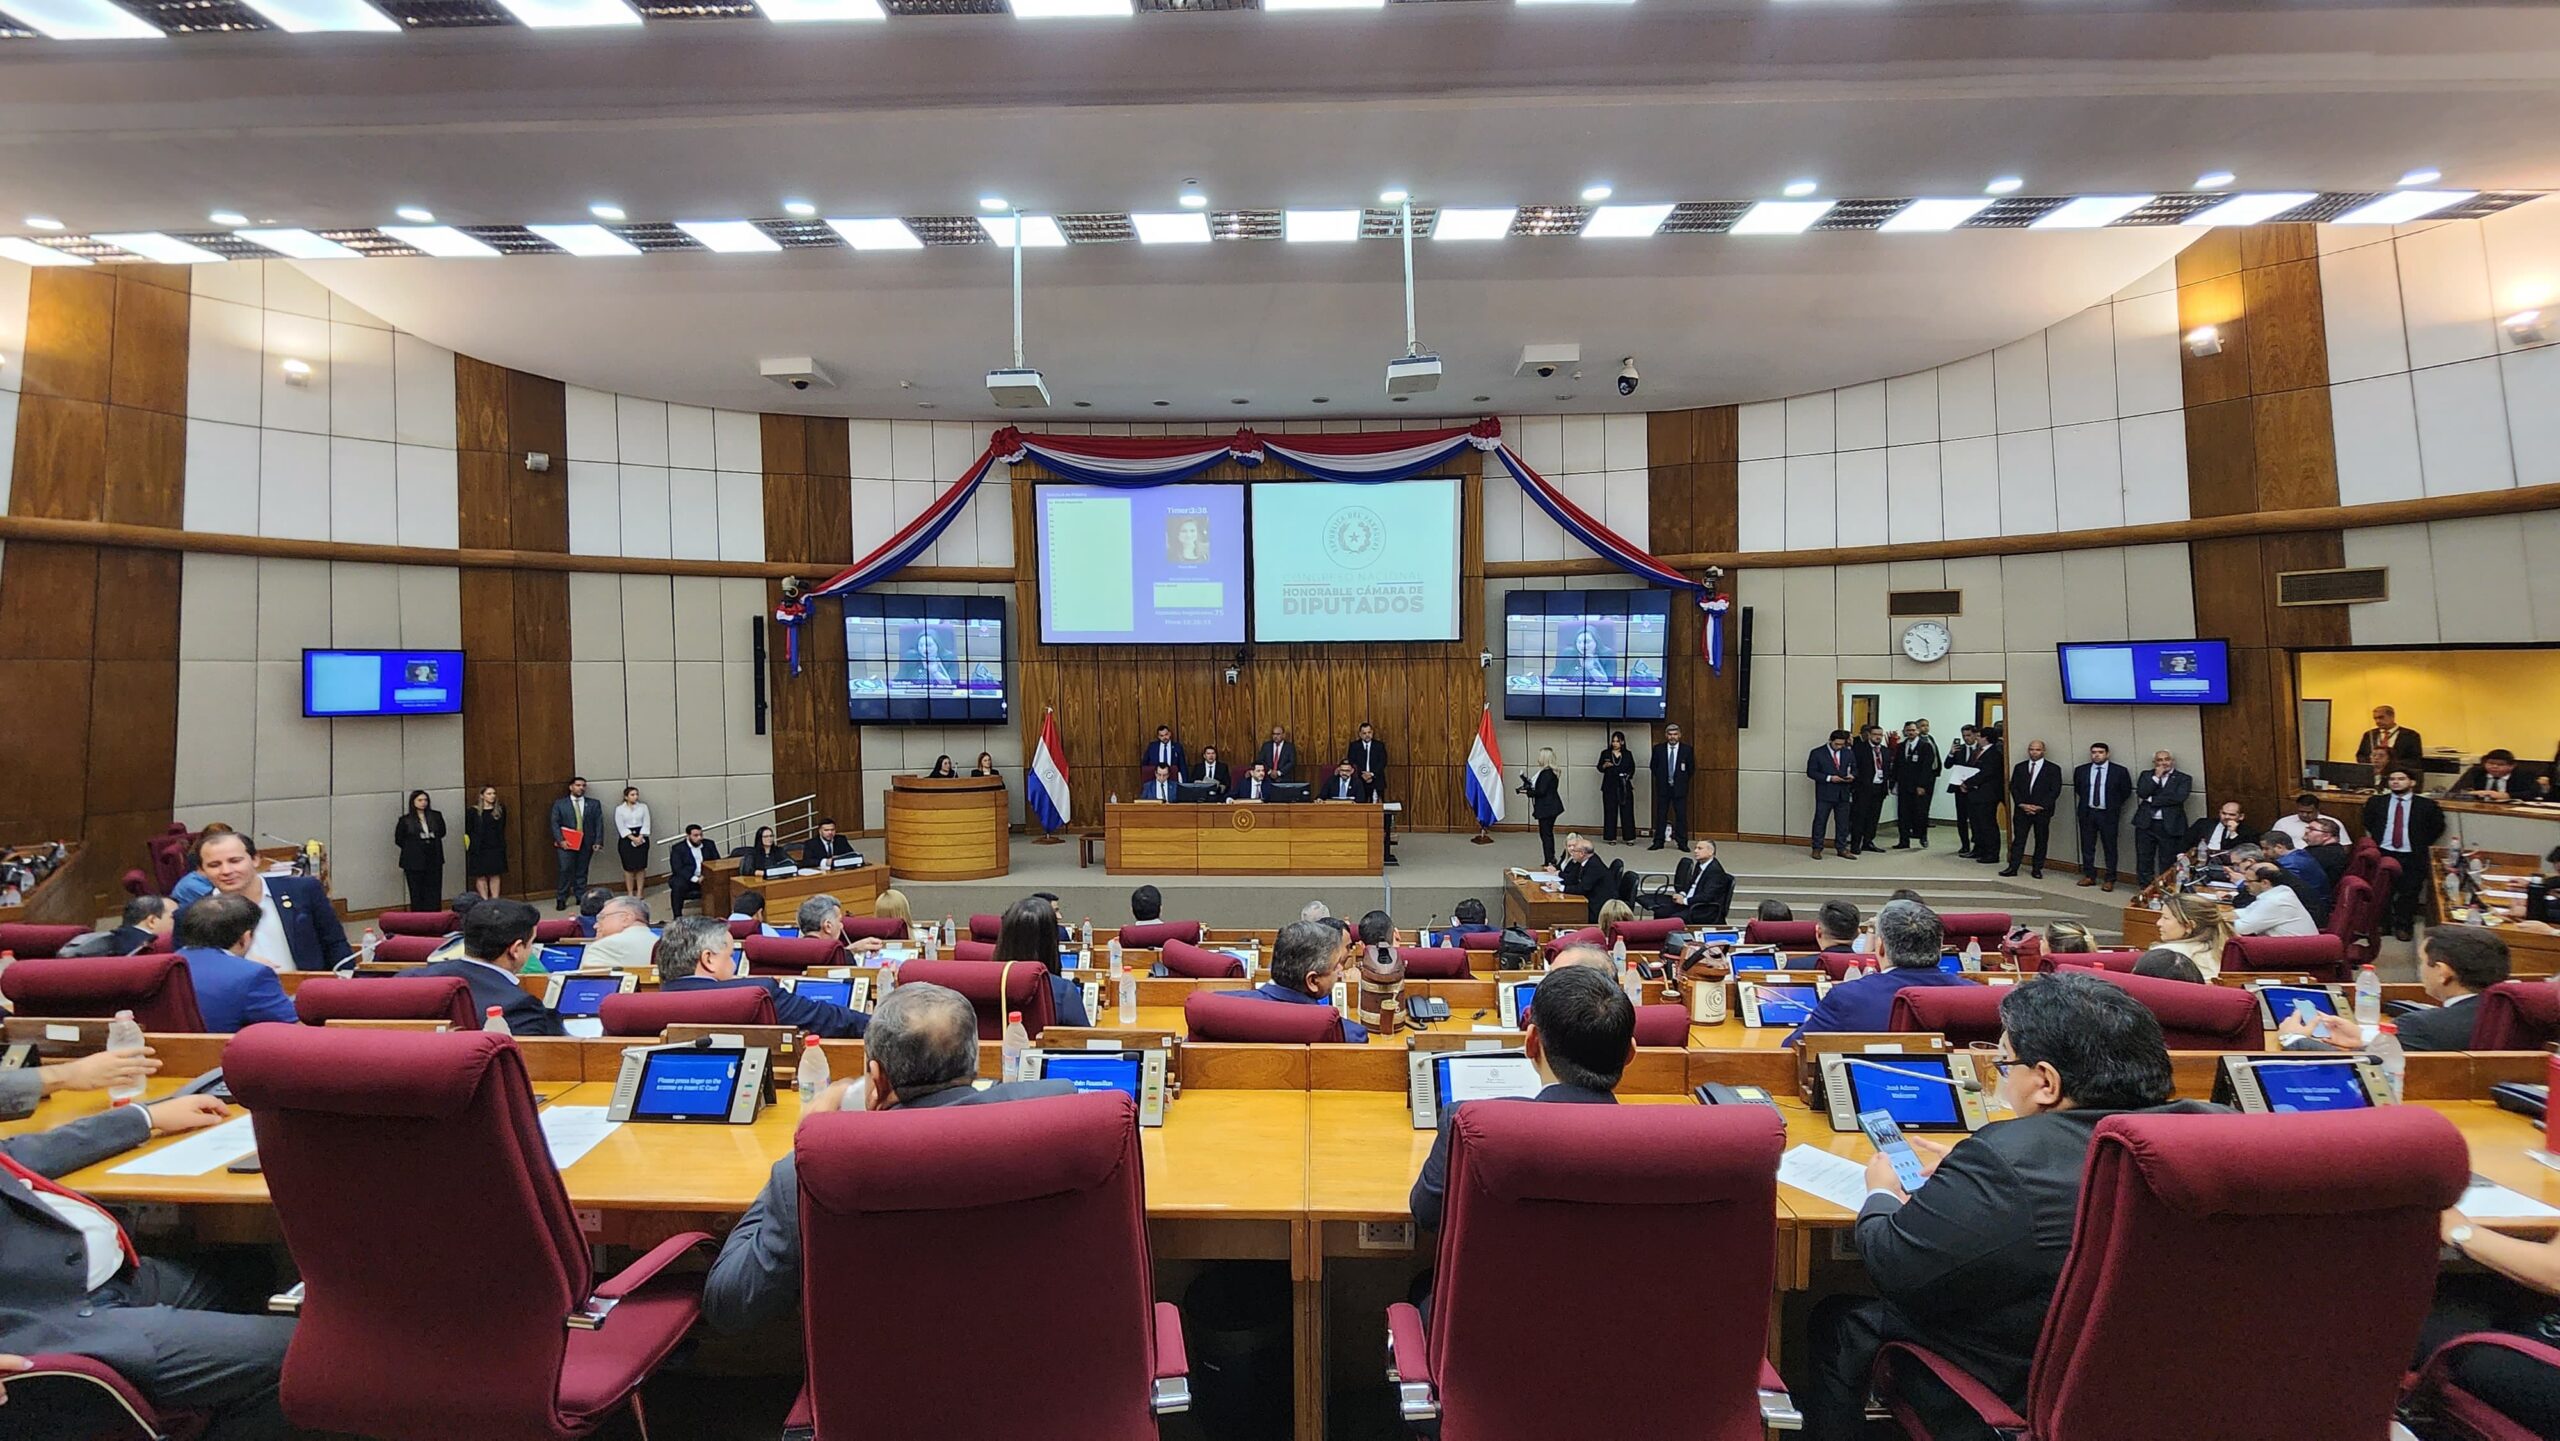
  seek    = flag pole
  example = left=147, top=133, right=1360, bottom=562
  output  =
left=1470, top=703, right=1497, bottom=844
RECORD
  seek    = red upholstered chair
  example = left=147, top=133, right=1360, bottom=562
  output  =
left=841, top=916, right=906, bottom=941
left=2078, top=969, right=2263, bottom=1049
left=1630, top=1004, right=1688, bottom=1047
left=1742, top=919, right=1816, bottom=949
left=139, top=931, right=175, bottom=955
left=1159, top=939, right=1245, bottom=980
left=1183, top=989, right=1344, bottom=1043
left=1387, top=1102, right=1794, bottom=1438
left=792, top=1092, right=1189, bottom=1438
left=1399, top=947, right=1473, bottom=980
left=373, top=935, right=441, bottom=964
left=1887, top=986, right=2005, bottom=1047
left=953, top=940, right=998, bottom=964
left=0, top=1352, right=204, bottom=1440
left=596, top=987, right=777, bottom=1036
left=293, top=975, right=477, bottom=1030
left=2345, top=836, right=2382, bottom=888
left=1118, top=920, right=1203, bottom=949
left=967, top=913, right=1003, bottom=942
left=0, top=923, right=88, bottom=959
left=1456, top=931, right=1504, bottom=953
left=532, top=919, right=581, bottom=944
left=1813, top=950, right=1864, bottom=982
left=1937, top=912, right=2014, bottom=945
left=121, top=867, right=154, bottom=900
left=1875, top=1107, right=2467, bottom=1441
left=743, top=935, right=846, bottom=975
left=1543, top=926, right=1603, bottom=960
left=223, top=1026, right=709, bottom=1441
left=2407, top=1332, right=2560, bottom=1441
left=0, top=955, right=206, bottom=1031
left=372, top=910, right=458, bottom=938
left=2038, top=949, right=2140, bottom=974
left=2327, top=874, right=2380, bottom=964
left=724, top=919, right=759, bottom=941
left=2221, top=933, right=2348, bottom=982
left=896, top=958, right=1057, bottom=1038
left=143, top=821, right=196, bottom=894
left=1604, top=917, right=1682, bottom=950
left=2466, top=982, right=2560, bottom=1052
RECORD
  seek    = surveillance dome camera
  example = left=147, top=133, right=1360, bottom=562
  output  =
left=1616, top=358, right=1640, bottom=397
left=1535, top=364, right=1557, bottom=379
left=790, top=378, right=811, bottom=391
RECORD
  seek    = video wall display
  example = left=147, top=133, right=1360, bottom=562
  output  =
left=844, top=594, right=1009, bottom=724
left=1502, top=590, right=1672, bottom=720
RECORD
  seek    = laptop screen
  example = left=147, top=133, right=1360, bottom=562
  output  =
left=1728, top=950, right=1783, bottom=973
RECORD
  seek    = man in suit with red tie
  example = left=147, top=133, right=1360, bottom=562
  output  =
left=1849, top=724, right=1896, bottom=857
left=1261, top=726, right=1297, bottom=784
left=2362, top=765, right=2446, bottom=941
left=2000, top=740, right=2064, bottom=879
left=1805, top=730, right=1859, bottom=860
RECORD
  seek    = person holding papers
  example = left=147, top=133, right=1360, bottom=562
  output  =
left=1192, top=746, right=1232, bottom=797
left=1784, top=900, right=1971, bottom=1045
left=1408, top=963, right=1631, bottom=1232
left=549, top=777, right=604, bottom=913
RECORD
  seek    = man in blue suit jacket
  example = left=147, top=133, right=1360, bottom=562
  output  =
left=1805, top=730, right=1859, bottom=860
left=653, top=917, right=869, bottom=1038
left=1787, top=899, right=1973, bottom=1044
left=411, top=898, right=565, bottom=1036
left=1139, top=725, right=1186, bottom=784
left=1244, top=920, right=1368, bottom=1042
left=1410, top=964, right=1630, bottom=1231
left=192, top=831, right=349, bottom=973
left=169, top=895, right=297, bottom=1032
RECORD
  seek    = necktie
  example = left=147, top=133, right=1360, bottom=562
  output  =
left=1, top=1152, right=136, bottom=1271
left=2389, top=798, right=2407, bottom=850
left=2493, top=774, right=2507, bottom=793
left=1832, top=750, right=1845, bottom=780
left=2092, top=769, right=2104, bottom=809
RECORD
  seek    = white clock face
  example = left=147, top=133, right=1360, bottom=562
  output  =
left=1901, top=621, right=1953, bottom=663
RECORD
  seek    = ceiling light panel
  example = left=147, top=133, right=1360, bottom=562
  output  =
left=1729, top=200, right=1833, bottom=234
left=2028, top=195, right=2153, bottom=229
left=1430, top=207, right=1514, bottom=240
left=236, top=229, right=360, bottom=260
left=1878, top=198, right=1994, bottom=232
left=378, top=225, right=501, bottom=257
left=978, top=214, right=1067, bottom=248
left=0, top=0, right=160, bottom=37
left=1579, top=203, right=1673, bottom=238
left=1008, top=0, right=1130, bottom=15
left=827, top=217, right=922, bottom=249
left=93, top=231, right=227, bottom=263
left=1130, top=211, right=1211, bottom=244
left=673, top=220, right=782, bottom=252
left=2183, top=192, right=2318, bottom=227
left=0, top=237, right=92, bottom=265
left=1262, top=0, right=1381, bottom=9
left=489, top=0, right=638, bottom=24
left=237, top=0, right=394, bottom=28
left=526, top=223, right=641, bottom=256
left=1282, top=209, right=1360, bottom=243
left=757, top=0, right=882, bottom=15
left=2334, top=189, right=2476, bottom=225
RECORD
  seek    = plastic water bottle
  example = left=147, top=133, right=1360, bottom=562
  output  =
left=943, top=915, right=957, bottom=947
left=2374, top=1022, right=2407, bottom=1104
left=2354, top=964, right=2382, bottom=1028
left=360, top=927, right=379, bottom=965
left=1962, top=937, right=1984, bottom=972
left=2174, top=853, right=2192, bottom=892
left=797, top=1036, right=831, bottom=1105
left=878, top=959, right=900, bottom=996
left=1107, top=936, right=1124, bottom=976
left=1117, top=970, right=1138, bottom=1025
left=1080, top=917, right=1094, bottom=949
left=104, top=1011, right=147, bottom=1106
left=482, top=1005, right=509, bottom=1035
left=922, top=931, right=939, bottom=962
left=1619, top=955, right=1641, bottom=1004
left=1002, top=1011, right=1030, bottom=1082
left=1610, top=936, right=1628, bottom=970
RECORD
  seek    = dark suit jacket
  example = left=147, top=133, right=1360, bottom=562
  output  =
left=1193, top=760, right=1232, bottom=792
left=393, top=809, right=446, bottom=872
left=177, top=946, right=298, bottom=1032
left=1952, top=744, right=2001, bottom=805
left=702, top=1078, right=1081, bottom=1335
left=667, top=838, right=720, bottom=892
left=799, top=835, right=860, bottom=869
left=1234, top=775, right=1272, bottom=802
left=253, top=874, right=351, bottom=972
left=1519, top=769, right=1563, bottom=820
left=2358, top=727, right=2425, bottom=764
left=2395, top=992, right=2482, bottom=1052
left=1897, top=737, right=1941, bottom=789
left=1139, top=780, right=1180, bottom=802
left=1345, top=738, right=1389, bottom=794
left=2360, top=791, right=2448, bottom=854
left=1852, top=740, right=1897, bottom=791
left=1852, top=1101, right=2224, bottom=1412
left=412, top=957, right=565, bottom=1037
left=2451, top=764, right=2541, bottom=797
left=736, top=844, right=792, bottom=876
left=1786, top=968, right=1976, bottom=1043
left=551, top=794, right=604, bottom=853
left=663, top=975, right=866, bottom=1039
left=0, top=1104, right=163, bottom=1369
left=1650, top=742, right=1695, bottom=798
left=2182, top=818, right=2261, bottom=853
left=2007, top=759, right=2063, bottom=812
left=1806, top=744, right=1858, bottom=792
left=1139, top=738, right=1187, bottom=776
left=1558, top=856, right=1609, bottom=903
left=1595, top=747, right=1637, bottom=793
left=2072, top=761, right=2133, bottom=816
left=1410, top=1083, right=1614, bottom=1231
left=2306, top=842, right=2350, bottom=889
left=1260, top=740, right=1298, bottom=781
left=1323, top=774, right=1375, bottom=803
left=103, top=925, right=157, bottom=956
left=2133, top=769, right=2192, bottom=835
left=1668, top=857, right=1734, bottom=925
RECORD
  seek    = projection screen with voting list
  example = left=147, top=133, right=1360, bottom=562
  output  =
left=1034, top=483, right=1246, bottom=645
left=1249, top=479, right=1462, bottom=642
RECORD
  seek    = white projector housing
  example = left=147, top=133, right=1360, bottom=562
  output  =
left=1385, top=353, right=1443, bottom=396
left=986, top=367, right=1052, bottom=409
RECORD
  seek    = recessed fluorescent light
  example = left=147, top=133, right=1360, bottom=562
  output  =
left=527, top=223, right=641, bottom=256
left=2028, top=194, right=2154, bottom=229
left=2398, top=167, right=2442, bottom=187
left=208, top=210, right=249, bottom=227
left=1730, top=200, right=1833, bottom=235
left=1378, top=188, right=1410, bottom=205
left=1431, top=207, right=1515, bottom=240
left=589, top=203, right=625, bottom=222
left=1984, top=176, right=2024, bottom=196
left=1008, top=0, right=1132, bottom=16
left=94, top=232, right=227, bottom=264
left=1879, top=198, right=1994, bottom=232
left=2334, top=190, right=2475, bottom=225
left=1131, top=211, right=1211, bottom=244
left=0, top=238, right=89, bottom=266
left=1177, top=181, right=1208, bottom=210
left=2194, top=170, right=2236, bottom=190
left=1264, top=0, right=1382, bottom=9
left=394, top=205, right=435, bottom=223
left=782, top=199, right=819, bottom=218
left=380, top=225, right=501, bottom=258
left=978, top=196, right=1010, bottom=212
left=674, top=220, right=781, bottom=252
left=827, top=217, right=923, bottom=250
left=757, top=0, right=883, bottom=16
left=0, top=0, right=160, bottom=38
left=1580, top=183, right=1614, bottom=203
left=489, top=0, right=638, bottom=22
left=235, top=228, right=359, bottom=260
left=1518, top=0, right=1638, bottom=8
left=1782, top=178, right=1819, bottom=199
left=237, top=0, right=395, bottom=31
left=2184, top=191, right=2318, bottom=227
left=23, top=216, right=64, bottom=231
left=1283, top=209, right=1361, bottom=243
left=1580, top=203, right=1673, bottom=238
left=979, top=214, right=1066, bottom=248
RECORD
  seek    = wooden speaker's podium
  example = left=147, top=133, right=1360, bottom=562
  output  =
left=884, top=775, right=1011, bottom=881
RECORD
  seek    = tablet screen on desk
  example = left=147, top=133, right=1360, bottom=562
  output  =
left=789, top=978, right=855, bottom=1009
left=538, top=945, right=585, bottom=972
left=2246, top=1059, right=2373, bottom=1113
left=1509, top=981, right=1538, bottom=1024
left=631, top=1050, right=745, bottom=1122
left=2258, top=984, right=2338, bottom=1019
left=552, top=975, right=621, bottom=1018
left=1844, top=1055, right=1962, bottom=1128
left=1728, top=950, right=1783, bottom=973
left=1690, top=930, right=1743, bottom=947
left=1434, top=1053, right=1541, bottom=1111
left=1042, top=1052, right=1142, bottom=1100
left=1749, top=984, right=1821, bottom=1025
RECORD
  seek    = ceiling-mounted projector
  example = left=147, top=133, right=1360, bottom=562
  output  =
left=1385, top=353, right=1442, bottom=396
left=986, top=368, right=1051, bottom=409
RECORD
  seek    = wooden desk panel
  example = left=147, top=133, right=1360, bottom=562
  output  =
left=884, top=777, right=1010, bottom=882
left=1502, top=872, right=1586, bottom=934
left=1106, top=803, right=1382, bottom=877
left=704, top=860, right=886, bottom=922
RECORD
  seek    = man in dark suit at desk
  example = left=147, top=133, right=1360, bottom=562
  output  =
left=1892, top=721, right=1941, bottom=849
left=1648, top=724, right=1694, bottom=851
left=1557, top=834, right=1611, bottom=921
left=2282, top=926, right=2509, bottom=1054
left=799, top=818, right=860, bottom=870
left=1785, top=900, right=1971, bottom=1044
left=2183, top=800, right=2259, bottom=856
left=1850, top=724, right=1896, bottom=856
left=1322, top=761, right=1371, bottom=803
left=1233, top=763, right=1272, bottom=803
left=665, top=824, right=719, bottom=918
left=1805, top=972, right=2214, bottom=1440
left=1650, top=838, right=1734, bottom=925
left=1261, top=726, right=1298, bottom=784
left=2358, top=705, right=2424, bottom=767
left=701, top=982, right=1074, bottom=1335
left=1409, top=964, right=1630, bottom=1232
left=1139, top=724, right=1186, bottom=783
left=2132, top=750, right=2192, bottom=885
left=2451, top=748, right=2535, bottom=799
left=2071, top=742, right=2133, bottom=891
left=1140, top=765, right=1180, bottom=802
left=1806, top=730, right=1859, bottom=860
left=1192, top=746, right=1232, bottom=798
left=654, top=916, right=868, bottom=1038
left=192, top=831, right=349, bottom=973
left=2362, top=765, right=2446, bottom=941
left=1242, top=921, right=1370, bottom=1042
left=102, top=895, right=174, bottom=956
left=550, top=777, right=604, bottom=912
left=412, top=899, right=564, bottom=1036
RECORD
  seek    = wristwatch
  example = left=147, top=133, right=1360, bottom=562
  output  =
left=2447, top=1224, right=2476, bottom=1252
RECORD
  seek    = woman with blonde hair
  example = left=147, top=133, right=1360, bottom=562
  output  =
left=2152, top=893, right=2235, bottom=979
left=1517, top=746, right=1565, bottom=866
left=1595, top=898, right=1636, bottom=932
left=2042, top=919, right=2096, bottom=955
left=873, top=887, right=913, bottom=924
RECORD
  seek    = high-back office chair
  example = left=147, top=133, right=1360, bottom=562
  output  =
left=2220, top=933, right=2348, bottom=981
left=967, top=913, right=1003, bottom=943
left=0, top=1352, right=203, bottom=1441
left=0, top=923, right=89, bottom=959
left=1874, top=1107, right=2466, bottom=1440
left=742, top=936, right=847, bottom=975
left=726, top=919, right=760, bottom=941
left=596, top=987, right=776, bottom=1036
left=953, top=940, right=999, bottom=964
left=1812, top=951, right=1863, bottom=982
left=1158, top=940, right=1245, bottom=979
left=2075, top=969, right=2262, bottom=1049
left=896, top=959, right=1057, bottom=1038
left=371, top=935, right=441, bottom=964
left=1888, top=987, right=2003, bottom=1048
left=2407, top=1332, right=2560, bottom=1441
left=840, top=916, right=906, bottom=942
left=0, top=955, right=206, bottom=1031
left=1183, top=989, right=1345, bottom=1043
left=2327, top=874, right=2380, bottom=962
left=792, top=1092, right=1189, bottom=1439
left=292, top=976, right=476, bottom=1030
left=373, top=910, right=458, bottom=938
left=1456, top=932, right=1504, bottom=953
left=224, top=1027, right=710, bottom=1441
left=1605, top=917, right=1683, bottom=949
left=2465, top=981, right=2560, bottom=1051
left=1741, top=920, right=1816, bottom=949
left=532, top=920, right=581, bottom=945
left=1118, top=921, right=1204, bottom=949
left=1936, top=912, right=2015, bottom=947
left=142, top=821, right=196, bottom=895
left=1630, top=1005, right=1689, bottom=1047
left=1398, top=947, right=1473, bottom=980
left=1386, top=1103, right=1795, bottom=1439
left=1543, top=927, right=1604, bottom=961
left=2033, top=950, right=2140, bottom=975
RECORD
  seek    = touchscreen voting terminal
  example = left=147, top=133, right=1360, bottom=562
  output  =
left=2248, top=982, right=2345, bottom=1029
left=1689, top=929, right=1743, bottom=948
left=1818, top=1051, right=1989, bottom=1132
left=1023, top=1048, right=1168, bottom=1126
left=545, top=970, right=637, bottom=1017
left=779, top=976, right=857, bottom=1010
left=607, top=1042, right=768, bottom=1124
left=537, top=945, right=587, bottom=972
left=2213, top=1054, right=2386, bottom=1113
left=1497, top=979, right=1539, bottom=1030
left=1407, top=1048, right=1542, bottom=1130
left=1737, top=981, right=1827, bottom=1029
left=1726, top=949, right=1784, bottom=973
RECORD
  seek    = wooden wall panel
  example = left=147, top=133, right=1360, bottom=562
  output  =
left=18, top=268, right=116, bottom=404
left=91, top=551, right=180, bottom=660
left=107, top=276, right=190, bottom=417
left=457, top=451, right=513, bottom=550
left=512, top=572, right=570, bottom=663
left=9, top=398, right=107, bottom=521
left=762, top=415, right=861, bottom=830
left=1648, top=407, right=1742, bottom=835
left=0, top=541, right=99, bottom=657
left=102, top=407, right=185, bottom=527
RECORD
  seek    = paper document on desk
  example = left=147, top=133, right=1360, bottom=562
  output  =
left=2459, top=1175, right=2560, bottom=1221
left=540, top=1106, right=621, bottom=1171
left=111, top=1115, right=260, bottom=1176
left=1778, top=1145, right=1876, bottom=1213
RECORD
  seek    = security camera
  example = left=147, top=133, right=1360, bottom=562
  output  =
left=759, top=357, right=837, bottom=393
left=1478, top=649, right=1493, bottom=670
left=1535, top=364, right=1557, bottom=379
left=790, top=378, right=811, bottom=391
left=1616, top=358, right=1640, bottom=397
left=1223, top=666, right=1240, bottom=686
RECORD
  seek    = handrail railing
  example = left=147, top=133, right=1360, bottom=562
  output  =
left=693, top=794, right=819, bottom=854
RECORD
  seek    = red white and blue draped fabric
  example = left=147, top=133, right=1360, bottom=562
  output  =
left=1029, top=710, right=1071, bottom=834
left=805, top=419, right=1711, bottom=607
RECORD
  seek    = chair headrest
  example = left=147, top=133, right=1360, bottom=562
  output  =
left=743, top=935, right=849, bottom=973
left=2094, top=1107, right=2467, bottom=1218
left=1118, top=921, right=1202, bottom=949
left=1456, top=931, right=1502, bottom=951
left=1606, top=918, right=1682, bottom=946
left=1183, top=989, right=1341, bottom=1042
left=967, top=914, right=1004, bottom=942
left=0, top=954, right=195, bottom=1025
left=1455, top=1102, right=1785, bottom=1206
left=373, top=910, right=460, bottom=938
left=1630, top=1004, right=1688, bottom=1047
left=598, top=987, right=775, bottom=1034
left=0, top=924, right=91, bottom=960
left=2085, top=968, right=2259, bottom=1037
left=1160, top=939, right=1245, bottom=979
left=897, top=959, right=1045, bottom=1006
left=1936, top=912, right=2016, bottom=937
left=531, top=919, right=581, bottom=944
left=1397, top=947, right=1472, bottom=980
left=293, top=975, right=474, bottom=1028
left=1544, top=926, right=1602, bottom=958
left=797, top=1091, right=1133, bottom=1213
left=226, top=1025, right=518, bottom=1119
left=840, top=916, right=906, bottom=941
left=2224, top=933, right=2346, bottom=965
left=1742, top=920, right=1817, bottom=948
left=1892, top=986, right=2003, bottom=1027
left=2483, top=980, right=2560, bottom=1022
left=953, top=940, right=998, bottom=964
left=372, top=935, right=441, bottom=964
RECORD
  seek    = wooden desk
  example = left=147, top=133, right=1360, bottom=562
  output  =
left=0, top=843, right=82, bottom=926
left=2439, top=850, right=2560, bottom=976
left=883, top=775, right=1010, bottom=882
left=702, top=860, right=887, bottom=924
left=1105, top=802, right=1383, bottom=877
left=1501, top=871, right=1586, bottom=934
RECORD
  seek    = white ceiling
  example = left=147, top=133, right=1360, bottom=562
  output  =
left=9, top=0, right=2557, bottom=415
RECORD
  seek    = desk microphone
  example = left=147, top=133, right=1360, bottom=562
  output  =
left=1839, top=1056, right=1983, bottom=1094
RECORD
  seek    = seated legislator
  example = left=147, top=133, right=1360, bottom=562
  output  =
left=2149, top=893, right=2234, bottom=981
left=1805, top=971, right=2215, bottom=1439
left=1129, top=885, right=1162, bottom=924
left=1191, top=746, right=1232, bottom=797
left=192, top=829, right=349, bottom=973
left=1140, top=765, right=1179, bottom=802
left=0, top=1045, right=160, bottom=1123
left=701, top=982, right=1075, bottom=1334
left=2281, top=925, right=2510, bottom=1054
left=2259, top=831, right=2331, bottom=922
left=0, top=1088, right=294, bottom=1438
left=655, top=917, right=868, bottom=1038
left=794, top=895, right=889, bottom=958
left=1649, top=837, right=1734, bottom=924
left=735, top=825, right=792, bottom=878
left=1409, top=962, right=1632, bottom=1232
left=728, top=889, right=782, bottom=939
left=1232, top=762, right=1273, bottom=803
left=1814, top=900, right=1862, bottom=956
left=2267, top=793, right=2326, bottom=848
left=2451, top=748, right=2533, bottom=799
left=1244, top=920, right=1369, bottom=1042
left=1556, top=834, right=1610, bottom=918
left=580, top=895, right=660, bottom=970
left=170, top=895, right=298, bottom=1033
left=1785, top=899, right=1971, bottom=1044
left=2301, top=817, right=2351, bottom=891
left=1446, top=898, right=1495, bottom=940
left=665, top=824, right=720, bottom=918
left=2233, top=862, right=2320, bottom=938
left=102, top=895, right=175, bottom=956
left=1322, top=761, right=1371, bottom=803
left=2183, top=800, right=2259, bottom=856
left=412, top=899, right=565, bottom=1036
left=799, top=818, right=860, bottom=870
left=994, top=896, right=1090, bottom=1027
left=2132, top=949, right=2207, bottom=984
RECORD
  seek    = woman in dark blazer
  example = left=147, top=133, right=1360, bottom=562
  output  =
left=463, top=784, right=508, bottom=899
left=394, top=789, right=447, bottom=911
left=1517, top=747, right=1566, bottom=867
left=737, top=825, right=791, bottom=877
left=1594, top=730, right=1637, bottom=843
left=928, top=755, right=960, bottom=779
left=971, top=751, right=1001, bottom=779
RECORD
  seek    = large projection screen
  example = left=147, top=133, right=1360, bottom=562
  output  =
left=1248, top=479, right=1462, bottom=642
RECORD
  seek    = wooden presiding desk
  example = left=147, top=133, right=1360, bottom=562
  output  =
left=883, top=775, right=1010, bottom=882
left=1105, top=800, right=1384, bottom=876
left=700, top=859, right=887, bottom=923
left=1502, top=870, right=1587, bottom=933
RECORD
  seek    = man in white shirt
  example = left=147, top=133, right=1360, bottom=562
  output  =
left=2267, top=793, right=2324, bottom=848
left=194, top=831, right=347, bottom=973
left=581, top=896, right=659, bottom=970
left=2233, top=864, right=2320, bottom=937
